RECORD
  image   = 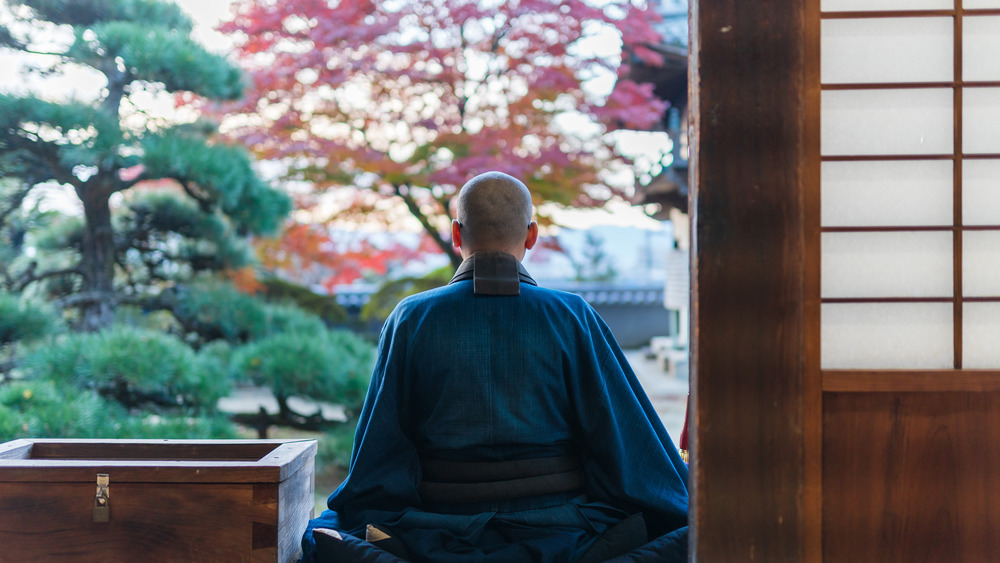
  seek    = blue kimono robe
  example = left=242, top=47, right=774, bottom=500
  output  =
left=302, top=260, right=688, bottom=562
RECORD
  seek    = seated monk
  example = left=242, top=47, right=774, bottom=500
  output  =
left=301, top=172, right=689, bottom=562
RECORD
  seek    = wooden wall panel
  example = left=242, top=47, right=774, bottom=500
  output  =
left=823, top=392, right=1000, bottom=562
left=690, top=0, right=808, bottom=561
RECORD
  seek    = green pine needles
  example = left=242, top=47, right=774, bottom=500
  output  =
left=0, top=1, right=368, bottom=469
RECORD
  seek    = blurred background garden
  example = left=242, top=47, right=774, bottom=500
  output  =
left=0, top=0, right=689, bottom=502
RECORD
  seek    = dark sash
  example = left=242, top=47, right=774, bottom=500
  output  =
left=418, top=454, right=585, bottom=504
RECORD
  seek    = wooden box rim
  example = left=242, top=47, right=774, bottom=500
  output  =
left=0, top=438, right=317, bottom=484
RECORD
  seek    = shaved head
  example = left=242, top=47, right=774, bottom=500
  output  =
left=455, top=172, right=534, bottom=254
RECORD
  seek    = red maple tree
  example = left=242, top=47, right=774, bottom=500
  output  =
left=216, top=0, right=666, bottom=268
left=247, top=221, right=439, bottom=291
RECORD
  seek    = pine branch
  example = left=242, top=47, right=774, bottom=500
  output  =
left=20, top=48, right=68, bottom=58
left=15, top=262, right=84, bottom=292
left=235, top=392, right=343, bottom=432
left=141, top=291, right=248, bottom=343
left=53, top=291, right=142, bottom=309
left=0, top=264, right=14, bottom=291
left=179, top=180, right=215, bottom=213
left=4, top=135, right=81, bottom=188
left=101, top=376, right=185, bottom=410
left=114, top=254, right=141, bottom=291
left=0, top=184, right=31, bottom=228
left=228, top=409, right=348, bottom=435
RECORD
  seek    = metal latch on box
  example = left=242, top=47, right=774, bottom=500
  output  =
left=93, top=473, right=110, bottom=522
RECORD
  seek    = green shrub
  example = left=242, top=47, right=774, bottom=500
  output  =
left=261, top=277, right=348, bottom=324
left=263, top=302, right=327, bottom=337
left=166, top=282, right=327, bottom=344
left=112, top=412, right=239, bottom=440
left=0, top=381, right=111, bottom=439
left=31, top=215, right=84, bottom=252
left=0, top=380, right=237, bottom=441
left=312, top=418, right=359, bottom=479
left=0, top=292, right=62, bottom=345
left=24, top=325, right=229, bottom=411
left=166, top=282, right=268, bottom=342
left=199, top=339, right=235, bottom=369
left=233, top=329, right=373, bottom=412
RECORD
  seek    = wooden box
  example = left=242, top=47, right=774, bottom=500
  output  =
left=0, top=438, right=316, bottom=562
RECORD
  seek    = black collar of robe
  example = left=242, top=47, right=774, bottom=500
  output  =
left=449, top=252, right=537, bottom=295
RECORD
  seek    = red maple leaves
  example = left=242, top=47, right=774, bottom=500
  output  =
left=214, top=0, right=668, bottom=277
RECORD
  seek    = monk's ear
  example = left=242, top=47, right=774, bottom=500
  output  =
left=452, top=220, right=463, bottom=249
left=525, top=221, right=538, bottom=250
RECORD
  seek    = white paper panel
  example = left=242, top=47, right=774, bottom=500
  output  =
left=821, top=303, right=953, bottom=369
left=821, top=0, right=952, bottom=10
left=822, top=160, right=953, bottom=227
left=963, top=303, right=1000, bottom=368
left=964, top=17, right=1000, bottom=82
left=962, top=160, right=1000, bottom=226
left=822, top=18, right=952, bottom=84
left=822, top=89, right=953, bottom=156
left=822, top=232, right=952, bottom=298
left=964, top=88, right=1000, bottom=155
left=962, top=232, right=1000, bottom=296
left=965, top=0, right=1000, bottom=8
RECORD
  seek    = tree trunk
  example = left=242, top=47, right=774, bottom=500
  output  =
left=393, top=184, right=462, bottom=269
left=68, top=58, right=130, bottom=332
left=443, top=240, right=461, bottom=270
left=77, top=187, right=116, bottom=331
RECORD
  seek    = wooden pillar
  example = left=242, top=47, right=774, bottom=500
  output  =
left=689, top=1, right=810, bottom=561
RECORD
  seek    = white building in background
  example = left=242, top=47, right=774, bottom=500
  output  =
left=620, top=0, right=691, bottom=376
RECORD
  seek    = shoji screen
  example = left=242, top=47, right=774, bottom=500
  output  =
left=816, top=2, right=1000, bottom=560
left=819, top=0, right=1000, bottom=373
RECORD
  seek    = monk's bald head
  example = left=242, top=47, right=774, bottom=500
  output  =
left=455, top=172, right=534, bottom=254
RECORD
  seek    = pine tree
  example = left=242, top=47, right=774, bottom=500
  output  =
left=0, top=0, right=291, bottom=330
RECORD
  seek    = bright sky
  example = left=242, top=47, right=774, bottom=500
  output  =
left=173, top=0, right=235, bottom=52
left=1, top=0, right=670, bottom=231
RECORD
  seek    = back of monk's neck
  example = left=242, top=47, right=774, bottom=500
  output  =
left=449, top=252, right=537, bottom=295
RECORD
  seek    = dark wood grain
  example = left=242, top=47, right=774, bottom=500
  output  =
left=824, top=392, right=1000, bottom=562
left=0, top=482, right=255, bottom=562
left=0, top=461, right=283, bottom=483
left=0, top=439, right=315, bottom=562
left=0, top=439, right=317, bottom=484
left=802, top=0, right=823, bottom=558
left=28, top=439, right=297, bottom=460
left=694, top=2, right=1000, bottom=562
left=824, top=370, right=1000, bottom=392
left=691, top=0, right=808, bottom=561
